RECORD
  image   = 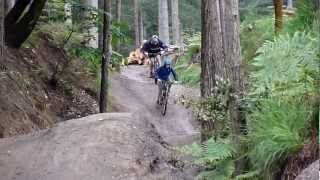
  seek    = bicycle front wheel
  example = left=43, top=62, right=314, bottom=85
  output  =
left=161, top=89, right=169, bottom=116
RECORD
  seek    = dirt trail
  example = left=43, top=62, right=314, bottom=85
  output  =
left=110, top=65, right=199, bottom=146
left=0, top=65, right=200, bottom=180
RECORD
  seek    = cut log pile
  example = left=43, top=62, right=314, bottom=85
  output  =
left=127, top=45, right=180, bottom=65
left=127, top=48, right=148, bottom=65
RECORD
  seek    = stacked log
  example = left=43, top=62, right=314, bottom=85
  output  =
left=127, top=48, right=149, bottom=65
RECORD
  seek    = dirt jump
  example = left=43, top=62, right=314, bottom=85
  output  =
left=0, top=65, right=200, bottom=180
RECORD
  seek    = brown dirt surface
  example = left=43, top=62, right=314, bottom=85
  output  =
left=281, top=131, right=319, bottom=180
left=0, top=64, right=200, bottom=179
left=0, top=113, right=187, bottom=180
left=295, top=160, right=319, bottom=180
left=0, top=37, right=99, bottom=138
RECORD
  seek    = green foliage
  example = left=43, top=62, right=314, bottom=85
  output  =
left=111, top=21, right=134, bottom=55
left=240, top=16, right=274, bottom=67
left=245, top=30, right=317, bottom=179
left=69, top=46, right=123, bottom=73
left=183, top=31, right=201, bottom=47
left=68, top=46, right=101, bottom=73
left=239, top=0, right=273, bottom=21
left=33, top=22, right=123, bottom=74
left=193, top=79, right=231, bottom=138
left=285, top=0, right=318, bottom=34
left=42, top=0, right=66, bottom=22
left=183, top=138, right=236, bottom=180
left=175, top=33, right=201, bottom=86
left=249, top=32, right=319, bottom=98
left=247, top=98, right=311, bottom=179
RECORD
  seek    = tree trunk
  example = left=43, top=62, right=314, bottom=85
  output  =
left=71, top=0, right=81, bottom=24
left=159, top=0, right=170, bottom=44
left=314, top=0, right=320, bottom=9
left=171, top=0, right=181, bottom=46
left=134, top=0, right=140, bottom=47
left=98, top=0, right=103, bottom=49
left=200, top=0, right=225, bottom=142
left=116, top=0, right=121, bottom=22
left=273, top=0, right=283, bottom=34
left=99, top=0, right=111, bottom=113
left=139, top=7, right=144, bottom=43
left=0, top=0, right=5, bottom=58
left=200, top=0, right=225, bottom=98
left=86, top=0, right=99, bottom=48
left=5, top=0, right=15, bottom=14
left=5, top=0, right=47, bottom=48
left=64, top=2, right=72, bottom=25
left=286, top=0, right=293, bottom=9
left=222, top=0, right=244, bottom=174
left=201, top=0, right=244, bottom=173
left=5, top=0, right=31, bottom=28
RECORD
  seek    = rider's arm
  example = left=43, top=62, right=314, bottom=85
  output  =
left=170, top=68, right=178, bottom=81
left=158, top=40, right=168, bottom=50
left=141, top=43, right=149, bottom=54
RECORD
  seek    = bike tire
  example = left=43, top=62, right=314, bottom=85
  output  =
left=161, top=86, right=169, bottom=116
left=161, top=95, right=168, bottom=116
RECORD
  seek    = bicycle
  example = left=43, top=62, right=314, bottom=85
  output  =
left=158, top=79, right=174, bottom=116
left=146, top=50, right=166, bottom=79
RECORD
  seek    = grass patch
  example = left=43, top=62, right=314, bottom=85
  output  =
left=175, top=45, right=201, bottom=87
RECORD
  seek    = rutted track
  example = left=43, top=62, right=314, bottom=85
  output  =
left=0, top=65, right=199, bottom=180
left=110, top=65, right=199, bottom=146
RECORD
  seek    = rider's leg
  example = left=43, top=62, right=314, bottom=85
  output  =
left=149, top=58, right=154, bottom=78
left=156, top=54, right=162, bottom=66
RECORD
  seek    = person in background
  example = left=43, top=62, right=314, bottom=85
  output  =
left=141, top=35, right=168, bottom=77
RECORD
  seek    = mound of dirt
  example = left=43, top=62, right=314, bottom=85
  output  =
left=295, top=160, right=319, bottom=180
left=0, top=37, right=99, bottom=138
left=0, top=113, right=192, bottom=180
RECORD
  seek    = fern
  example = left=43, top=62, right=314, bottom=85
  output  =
left=183, top=138, right=236, bottom=180
left=250, top=32, right=319, bottom=98
left=247, top=98, right=311, bottom=179
left=235, top=170, right=259, bottom=180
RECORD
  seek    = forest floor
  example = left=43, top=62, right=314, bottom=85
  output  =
left=0, top=64, right=201, bottom=179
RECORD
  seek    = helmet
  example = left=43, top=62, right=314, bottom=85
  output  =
left=163, top=58, right=172, bottom=66
left=150, top=35, right=159, bottom=45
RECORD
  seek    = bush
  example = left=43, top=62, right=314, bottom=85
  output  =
left=182, top=138, right=236, bottom=180
left=247, top=98, right=311, bottom=179
left=285, top=0, right=318, bottom=34
left=240, top=16, right=274, bottom=68
left=176, top=33, right=201, bottom=86
left=30, top=22, right=124, bottom=74
left=249, top=32, right=319, bottom=98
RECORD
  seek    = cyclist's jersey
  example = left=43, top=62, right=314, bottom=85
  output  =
left=141, top=39, right=168, bottom=55
left=155, top=66, right=178, bottom=81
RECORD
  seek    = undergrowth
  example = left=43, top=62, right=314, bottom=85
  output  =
left=28, top=22, right=124, bottom=74
left=175, top=34, right=201, bottom=86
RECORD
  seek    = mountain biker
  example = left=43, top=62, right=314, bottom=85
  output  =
left=155, top=58, right=178, bottom=105
left=141, top=35, right=168, bottom=78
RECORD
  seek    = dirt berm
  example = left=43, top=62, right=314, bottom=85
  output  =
left=0, top=113, right=194, bottom=180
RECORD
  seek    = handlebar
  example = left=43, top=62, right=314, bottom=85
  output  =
left=144, top=49, right=168, bottom=57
